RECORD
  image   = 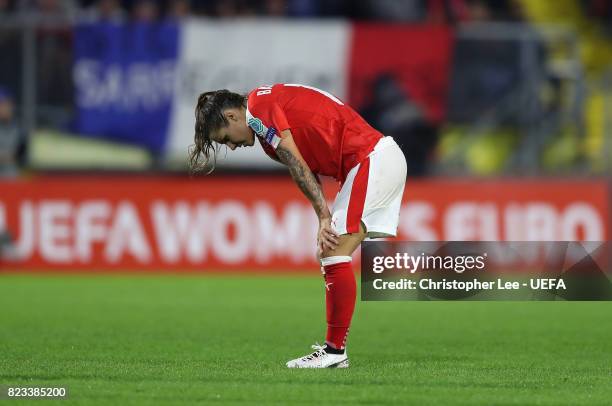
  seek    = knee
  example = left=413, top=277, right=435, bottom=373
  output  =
left=320, top=231, right=365, bottom=259
left=320, top=247, right=337, bottom=259
left=321, top=244, right=351, bottom=259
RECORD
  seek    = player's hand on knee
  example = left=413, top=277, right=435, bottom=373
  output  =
left=318, top=217, right=339, bottom=253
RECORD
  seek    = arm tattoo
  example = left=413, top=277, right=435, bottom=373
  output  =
left=276, top=147, right=330, bottom=219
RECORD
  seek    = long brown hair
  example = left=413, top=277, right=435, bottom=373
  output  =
left=189, top=90, right=246, bottom=174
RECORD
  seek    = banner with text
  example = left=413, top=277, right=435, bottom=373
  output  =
left=73, top=21, right=179, bottom=152
left=71, top=21, right=453, bottom=164
left=0, top=177, right=608, bottom=271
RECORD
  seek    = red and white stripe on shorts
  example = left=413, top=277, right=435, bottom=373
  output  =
left=345, top=158, right=370, bottom=233
left=331, top=136, right=407, bottom=238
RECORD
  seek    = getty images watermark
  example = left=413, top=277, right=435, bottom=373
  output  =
left=361, top=241, right=612, bottom=301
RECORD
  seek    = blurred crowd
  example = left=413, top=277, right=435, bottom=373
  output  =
left=0, top=0, right=610, bottom=176
left=582, top=0, right=612, bottom=37
left=0, top=0, right=608, bottom=33
left=0, top=0, right=529, bottom=22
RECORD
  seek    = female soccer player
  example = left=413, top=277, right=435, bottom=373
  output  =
left=190, top=84, right=407, bottom=368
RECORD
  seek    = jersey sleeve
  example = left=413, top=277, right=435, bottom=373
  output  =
left=246, top=95, right=290, bottom=150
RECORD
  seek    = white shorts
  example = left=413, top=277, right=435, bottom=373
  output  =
left=331, top=136, right=407, bottom=238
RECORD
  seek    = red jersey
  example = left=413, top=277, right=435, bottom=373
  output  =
left=246, top=84, right=383, bottom=182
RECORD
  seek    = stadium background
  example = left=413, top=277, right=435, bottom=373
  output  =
left=0, top=0, right=611, bottom=404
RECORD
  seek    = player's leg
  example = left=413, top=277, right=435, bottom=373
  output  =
left=285, top=227, right=364, bottom=369
left=321, top=223, right=366, bottom=258
left=319, top=136, right=407, bottom=354
left=314, top=149, right=377, bottom=357
left=286, top=163, right=368, bottom=368
left=286, top=137, right=406, bottom=368
left=318, top=223, right=365, bottom=355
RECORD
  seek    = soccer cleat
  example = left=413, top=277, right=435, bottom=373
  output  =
left=286, top=343, right=349, bottom=368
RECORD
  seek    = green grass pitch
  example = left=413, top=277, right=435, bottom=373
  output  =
left=0, top=274, right=610, bottom=405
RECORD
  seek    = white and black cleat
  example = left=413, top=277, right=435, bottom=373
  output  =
left=286, top=343, right=349, bottom=368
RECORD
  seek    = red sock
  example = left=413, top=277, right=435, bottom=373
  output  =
left=323, top=258, right=356, bottom=350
